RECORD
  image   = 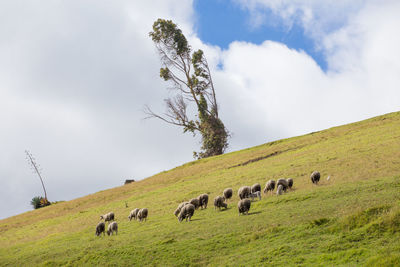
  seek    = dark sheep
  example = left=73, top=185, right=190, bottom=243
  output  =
left=214, top=196, right=227, bottom=210
left=100, top=212, right=114, bottom=222
left=263, top=180, right=276, bottom=194
left=223, top=188, right=233, bottom=200
left=189, top=198, right=200, bottom=209
left=95, top=222, right=105, bottom=236
left=286, top=178, right=294, bottom=189
left=198, top=194, right=209, bottom=209
left=238, top=186, right=251, bottom=200
left=276, top=178, right=288, bottom=192
left=128, top=208, right=139, bottom=221
left=107, top=221, right=118, bottom=236
left=178, top=203, right=195, bottom=222
left=137, top=208, right=148, bottom=222
left=311, top=171, right=320, bottom=184
left=238, top=199, right=251, bottom=215
left=251, top=183, right=261, bottom=193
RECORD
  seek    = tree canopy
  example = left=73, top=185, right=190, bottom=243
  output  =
left=146, top=19, right=229, bottom=159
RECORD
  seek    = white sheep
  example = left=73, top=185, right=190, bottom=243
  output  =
left=238, top=186, right=251, bottom=200
left=251, top=183, right=261, bottom=193
left=248, top=191, right=261, bottom=201
left=263, top=180, right=276, bottom=194
left=137, top=208, right=148, bottom=222
left=276, top=185, right=283, bottom=196
left=178, top=204, right=195, bottom=222
left=128, top=208, right=139, bottom=221
left=100, top=212, right=114, bottom=222
left=107, top=221, right=118, bottom=236
left=214, top=195, right=227, bottom=210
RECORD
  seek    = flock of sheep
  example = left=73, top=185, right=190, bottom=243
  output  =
left=95, top=171, right=322, bottom=236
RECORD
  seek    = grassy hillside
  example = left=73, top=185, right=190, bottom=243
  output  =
left=1, top=111, right=400, bottom=266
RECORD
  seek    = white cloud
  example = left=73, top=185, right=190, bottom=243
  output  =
left=212, top=0, right=400, bottom=148
left=0, top=0, right=197, bottom=219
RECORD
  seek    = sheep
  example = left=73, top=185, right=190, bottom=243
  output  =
left=238, top=199, right=251, bottom=215
left=214, top=195, right=227, bottom=210
left=128, top=208, right=140, bottom=221
left=286, top=178, right=294, bottom=189
left=223, top=188, right=233, bottom=200
left=189, top=198, right=200, bottom=209
left=238, top=186, right=251, bottom=200
left=276, top=185, right=283, bottom=195
left=174, top=208, right=180, bottom=217
left=198, top=194, right=209, bottom=209
left=107, top=221, right=118, bottom=236
left=174, top=202, right=190, bottom=217
left=137, top=208, right=148, bottom=222
left=311, top=171, right=321, bottom=184
left=276, top=178, right=288, bottom=192
left=95, top=222, right=105, bottom=236
left=263, top=180, right=276, bottom=194
left=100, top=212, right=114, bottom=222
left=178, top=203, right=195, bottom=222
left=248, top=191, right=261, bottom=201
left=251, top=183, right=261, bottom=193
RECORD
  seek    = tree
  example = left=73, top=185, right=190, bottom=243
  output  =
left=146, top=19, right=229, bottom=159
left=25, top=150, right=50, bottom=204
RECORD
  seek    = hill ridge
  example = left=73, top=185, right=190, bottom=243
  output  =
left=1, top=111, right=400, bottom=266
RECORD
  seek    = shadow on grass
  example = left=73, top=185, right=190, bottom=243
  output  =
left=187, top=218, right=202, bottom=222
left=247, top=211, right=262, bottom=216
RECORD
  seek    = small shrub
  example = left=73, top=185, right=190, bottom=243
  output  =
left=30, top=196, right=51, bottom=210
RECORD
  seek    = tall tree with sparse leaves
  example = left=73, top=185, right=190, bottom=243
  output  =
left=146, top=19, right=229, bottom=159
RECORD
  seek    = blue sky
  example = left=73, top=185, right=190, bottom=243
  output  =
left=194, top=0, right=327, bottom=70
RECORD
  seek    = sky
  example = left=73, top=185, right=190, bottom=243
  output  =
left=1, top=0, right=399, bottom=219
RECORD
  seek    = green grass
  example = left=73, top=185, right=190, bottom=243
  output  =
left=1, top=111, right=400, bottom=266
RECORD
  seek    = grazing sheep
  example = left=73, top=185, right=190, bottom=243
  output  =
left=276, top=178, right=288, bottom=192
left=100, top=212, right=115, bottom=222
left=137, top=208, right=148, bottom=222
left=223, top=188, right=233, bottom=200
left=214, top=196, right=227, bottom=210
left=95, top=222, right=105, bottom=236
left=174, top=202, right=190, bottom=217
left=128, top=208, right=140, bottom=221
left=174, top=208, right=180, bottom=217
left=178, top=202, right=190, bottom=210
left=178, top=203, right=195, bottom=222
left=286, top=178, right=294, bottom=189
left=251, top=183, right=261, bottom=193
left=238, top=199, right=251, bottom=215
left=189, top=198, right=200, bottom=209
left=276, top=185, right=283, bottom=195
left=311, top=171, right=321, bottom=184
left=238, top=186, right=251, bottom=200
left=198, top=194, right=209, bottom=209
left=107, top=221, right=118, bottom=236
left=263, top=180, right=276, bottom=194
left=249, top=191, right=261, bottom=201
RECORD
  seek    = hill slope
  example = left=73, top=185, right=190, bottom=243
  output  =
left=1, top=112, right=400, bottom=266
